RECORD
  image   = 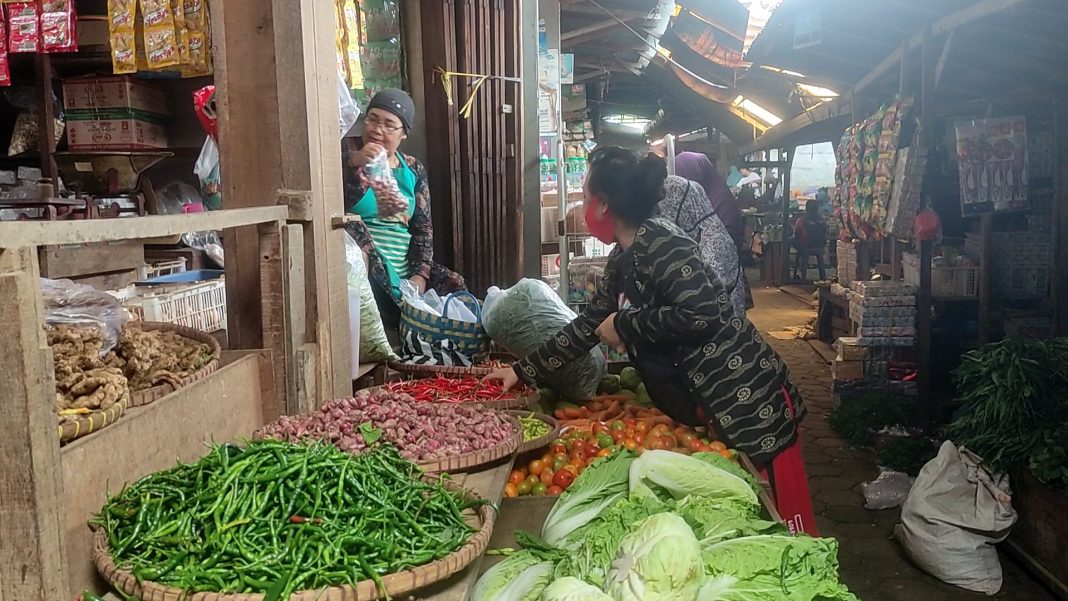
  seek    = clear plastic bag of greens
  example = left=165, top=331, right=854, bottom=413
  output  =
left=483, top=278, right=606, bottom=399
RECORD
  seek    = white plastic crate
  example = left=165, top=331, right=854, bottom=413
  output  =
left=124, top=279, right=227, bottom=333
left=137, top=258, right=188, bottom=280
left=902, top=256, right=978, bottom=299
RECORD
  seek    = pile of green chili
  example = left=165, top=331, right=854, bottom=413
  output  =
left=93, top=440, right=481, bottom=598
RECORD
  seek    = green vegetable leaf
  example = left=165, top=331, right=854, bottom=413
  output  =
left=541, top=576, right=615, bottom=601
left=629, top=450, right=760, bottom=508
left=605, top=513, right=704, bottom=601
left=542, top=450, right=637, bottom=545
left=470, top=552, right=555, bottom=601
left=359, top=422, right=383, bottom=445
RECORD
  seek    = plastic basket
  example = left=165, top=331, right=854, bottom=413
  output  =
left=1008, top=267, right=1050, bottom=299
left=124, top=279, right=227, bottom=333
left=137, top=258, right=187, bottom=280
left=902, top=257, right=978, bottom=299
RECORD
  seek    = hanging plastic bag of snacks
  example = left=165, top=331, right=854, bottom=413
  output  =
left=108, top=0, right=137, bottom=73
left=41, top=0, right=78, bottom=54
left=8, top=2, right=40, bottom=53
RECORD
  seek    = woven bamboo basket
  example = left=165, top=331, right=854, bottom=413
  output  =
left=503, top=410, right=561, bottom=454
left=125, top=322, right=222, bottom=408
left=416, top=412, right=522, bottom=473
left=57, top=397, right=127, bottom=444
left=93, top=476, right=497, bottom=601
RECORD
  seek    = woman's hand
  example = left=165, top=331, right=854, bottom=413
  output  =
left=483, top=367, right=520, bottom=391
left=595, top=313, right=625, bottom=352
left=350, top=142, right=386, bottom=168
left=409, top=275, right=427, bottom=294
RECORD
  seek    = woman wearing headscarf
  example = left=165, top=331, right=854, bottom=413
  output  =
left=674, top=151, right=743, bottom=248
left=342, top=89, right=465, bottom=325
left=485, top=150, right=817, bottom=535
left=590, top=148, right=746, bottom=318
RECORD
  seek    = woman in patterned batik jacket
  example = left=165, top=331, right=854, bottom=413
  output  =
left=486, top=150, right=817, bottom=535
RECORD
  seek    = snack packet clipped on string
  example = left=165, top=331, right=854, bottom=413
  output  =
left=41, top=0, right=78, bottom=53
left=140, top=0, right=179, bottom=70
left=8, top=2, right=40, bottom=53
left=0, top=16, right=10, bottom=87
left=108, top=0, right=137, bottom=73
left=182, top=0, right=206, bottom=32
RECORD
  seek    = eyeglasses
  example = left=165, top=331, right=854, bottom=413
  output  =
left=364, top=116, right=404, bottom=134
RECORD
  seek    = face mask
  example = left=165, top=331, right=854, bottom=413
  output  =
left=585, top=197, right=615, bottom=244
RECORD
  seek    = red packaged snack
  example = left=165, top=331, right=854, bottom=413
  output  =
left=0, top=53, right=11, bottom=87
left=7, top=2, right=40, bottom=54
left=42, top=10, right=78, bottom=53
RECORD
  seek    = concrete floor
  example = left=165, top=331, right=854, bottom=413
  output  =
left=747, top=285, right=1058, bottom=601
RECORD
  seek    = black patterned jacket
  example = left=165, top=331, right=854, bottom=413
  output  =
left=514, top=218, right=805, bottom=464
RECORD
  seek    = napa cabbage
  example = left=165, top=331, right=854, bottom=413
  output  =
left=629, top=450, right=760, bottom=508
left=675, top=495, right=785, bottom=543
left=540, top=577, right=615, bottom=601
left=542, top=450, right=637, bottom=545
left=698, top=535, right=859, bottom=601
left=470, top=552, right=555, bottom=601
left=604, top=512, right=703, bottom=601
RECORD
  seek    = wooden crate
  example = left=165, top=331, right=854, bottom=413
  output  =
left=1005, top=470, right=1068, bottom=598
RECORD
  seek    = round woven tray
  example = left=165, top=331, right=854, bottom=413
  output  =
left=503, top=410, right=561, bottom=454
left=57, top=397, right=127, bottom=444
left=417, top=412, right=523, bottom=473
left=126, top=322, right=222, bottom=408
left=93, top=475, right=496, bottom=601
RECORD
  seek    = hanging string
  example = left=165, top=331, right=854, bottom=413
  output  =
left=435, top=68, right=521, bottom=119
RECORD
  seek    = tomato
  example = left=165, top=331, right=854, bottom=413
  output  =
left=680, top=432, right=698, bottom=447
left=718, top=449, right=735, bottom=459
left=571, top=440, right=586, bottom=453
left=592, top=421, right=608, bottom=434
left=550, top=437, right=567, bottom=449
left=659, top=436, right=676, bottom=450
left=552, top=456, right=567, bottom=471
left=596, top=432, right=614, bottom=448
left=504, top=483, right=518, bottom=497
left=570, top=449, right=588, bottom=464
left=633, top=433, right=646, bottom=445
left=611, top=420, right=626, bottom=431
left=693, top=443, right=711, bottom=453
left=553, top=469, right=577, bottom=489
left=642, top=435, right=659, bottom=450
left=516, top=480, right=532, bottom=495
left=508, top=470, right=525, bottom=485
left=596, top=447, right=613, bottom=458
left=546, top=485, right=564, bottom=495
left=532, top=482, right=548, bottom=496
left=685, top=437, right=703, bottom=452
left=709, top=441, right=727, bottom=452
left=529, top=460, right=546, bottom=476
left=651, top=424, right=670, bottom=436
left=611, top=430, right=626, bottom=444
left=622, top=438, right=638, bottom=451
left=634, top=421, right=650, bottom=434
left=562, top=463, right=580, bottom=476
left=525, top=474, right=540, bottom=487
left=540, top=469, right=555, bottom=486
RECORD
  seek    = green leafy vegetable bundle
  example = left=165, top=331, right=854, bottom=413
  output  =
left=94, top=441, right=480, bottom=597
left=949, top=338, right=1068, bottom=472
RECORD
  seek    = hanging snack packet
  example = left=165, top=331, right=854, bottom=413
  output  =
left=0, top=15, right=10, bottom=87
left=107, top=0, right=137, bottom=73
left=144, top=24, right=179, bottom=69
left=182, top=30, right=209, bottom=75
left=41, top=0, right=78, bottom=53
left=182, top=0, right=205, bottom=32
left=171, top=0, right=188, bottom=65
left=8, top=2, right=40, bottom=54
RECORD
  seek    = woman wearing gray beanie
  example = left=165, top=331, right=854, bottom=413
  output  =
left=343, top=88, right=465, bottom=328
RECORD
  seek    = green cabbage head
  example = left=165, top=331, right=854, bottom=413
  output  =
left=605, top=512, right=703, bottom=601
left=540, top=577, right=615, bottom=601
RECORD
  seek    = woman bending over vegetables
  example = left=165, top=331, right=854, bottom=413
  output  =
left=486, top=151, right=817, bottom=535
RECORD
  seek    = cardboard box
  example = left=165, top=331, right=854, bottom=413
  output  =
left=62, top=76, right=173, bottom=117
left=66, top=118, right=169, bottom=151
left=832, top=358, right=865, bottom=382
left=834, top=337, right=870, bottom=361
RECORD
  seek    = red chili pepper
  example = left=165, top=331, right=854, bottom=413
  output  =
left=290, top=515, right=323, bottom=524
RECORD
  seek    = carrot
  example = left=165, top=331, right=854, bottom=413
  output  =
left=554, top=409, right=567, bottom=420
left=563, top=407, right=583, bottom=420
left=560, top=419, right=592, bottom=428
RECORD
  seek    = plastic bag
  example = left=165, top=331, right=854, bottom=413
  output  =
left=483, top=279, right=606, bottom=399
left=344, top=232, right=398, bottom=362
left=894, top=441, right=1017, bottom=594
left=337, top=69, right=360, bottom=137
left=194, top=137, right=222, bottom=210
left=364, top=149, right=406, bottom=217
left=41, top=277, right=128, bottom=355
left=862, top=469, right=914, bottom=510
left=399, top=280, right=478, bottom=323
left=182, top=231, right=224, bottom=268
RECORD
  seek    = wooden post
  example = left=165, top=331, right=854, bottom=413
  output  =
left=0, top=248, right=69, bottom=601
left=258, top=220, right=289, bottom=419
left=34, top=55, right=58, bottom=186
left=778, top=148, right=794, bottom=286
left=916, top=24, right=935, bottom=422
left=1053, top=99, right=1068, bottom=335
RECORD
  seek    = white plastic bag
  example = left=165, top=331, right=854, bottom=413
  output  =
left=862, top=469, right=914, bottom=510
left=894, top=441, right=1017, bottom=595
left=399, top=280, right=479, bottom=323
left=344, top=233, right=398, bottom=362
left=194, top=136, right=222, bottom=210
left=338, top=69, right=360, bottom=137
